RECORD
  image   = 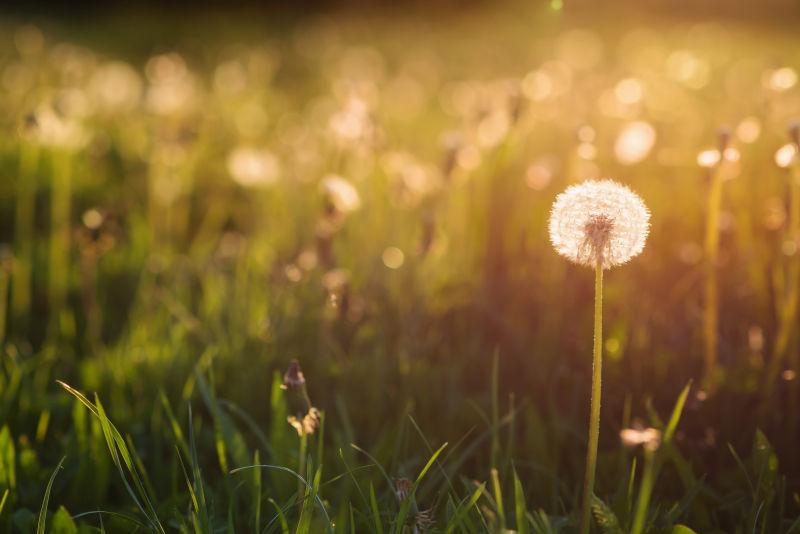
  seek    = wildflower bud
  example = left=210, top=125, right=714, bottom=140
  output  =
left=395, top=478, right=413, bottom=502
left=281, top=359, right=306, bottom=390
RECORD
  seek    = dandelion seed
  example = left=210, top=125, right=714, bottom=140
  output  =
left=548, top=180, right=650, bottom=269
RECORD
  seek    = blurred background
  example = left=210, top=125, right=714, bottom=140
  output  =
left=2, top=0, right=800, bottom=531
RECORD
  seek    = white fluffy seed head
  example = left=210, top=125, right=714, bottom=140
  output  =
left=549, top=179, right=650, bottom=269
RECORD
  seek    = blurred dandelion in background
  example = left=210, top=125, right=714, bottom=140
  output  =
left=227, top=147, right=281, bottom=188
left=320, top=174, right=361, bottom=214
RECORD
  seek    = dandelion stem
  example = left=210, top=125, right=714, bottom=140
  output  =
left=703, top=165, right=723, bottom=384
left=580, top=262, right=603, bottom=534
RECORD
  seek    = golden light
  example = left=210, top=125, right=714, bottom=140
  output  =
left=382, top=247, right=405, bottom=269
left=775, top=143, right=798, bottom=168
left=666, top=50, right=710, bottom=89
left=525, top=164, right=553, bottom=190
left=227, top=147, right=281, bottom=188
left=614, top=120, right=656, bottom=165
left=766, top=67, right=798, bottom=91
left=614, top=77, right=644, bottom=104
left=576, top=142, right=597, bottom=160
left=736, top=116, right=761, bottom=144
left=697, top=149, right=721, bottom=168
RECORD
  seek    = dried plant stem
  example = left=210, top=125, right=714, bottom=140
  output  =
left=13, top=142, right=39, bottom=336
left=580, top=262, right=603, bottom=534
left=703, top=167, right=723, bottom=384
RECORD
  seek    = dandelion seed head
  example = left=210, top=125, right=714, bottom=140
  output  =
left=549, top=180, right=650, bottom=269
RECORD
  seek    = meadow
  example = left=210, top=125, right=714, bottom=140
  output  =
left=1, top=3, right=800, bottom=532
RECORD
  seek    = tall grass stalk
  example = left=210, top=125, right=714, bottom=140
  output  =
left=580, top=262, right=603, bottom=534
left=629, top=448, right=656, bottom=534
left=702, top=135, right=728, bottom=386
left=765, top=127, right=800, bottom=401
left=0, top=260, right=11, bottom=346
left=13, top=142, right=39, bottom=337
left=47, top=150, right=73, bottom=340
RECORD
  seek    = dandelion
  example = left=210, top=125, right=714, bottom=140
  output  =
left=549, top=180, right=650, bottom=269
left=548, top=179, right=649, bottom=534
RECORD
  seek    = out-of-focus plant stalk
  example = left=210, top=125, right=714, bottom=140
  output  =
left=764, top=124, right=800, bottom=400
left=580, top=262, right=603, bottom=534
left=48, top=150, right=72, bottom=339
left=0, top=249, right=10, bottom=346
left=13, top=142, right=39, bottom=336
left=630, top=447, right=656, bottom=534
left=702, top=130, right=729, bottom=386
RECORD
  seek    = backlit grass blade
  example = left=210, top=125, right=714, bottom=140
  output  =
left=36, top=455, right=65, bottom=534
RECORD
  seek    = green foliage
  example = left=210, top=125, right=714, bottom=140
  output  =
left=1, top=6, right=800, bottom=534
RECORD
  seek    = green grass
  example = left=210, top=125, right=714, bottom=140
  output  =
left=1, top=3, right=800, bottom=532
